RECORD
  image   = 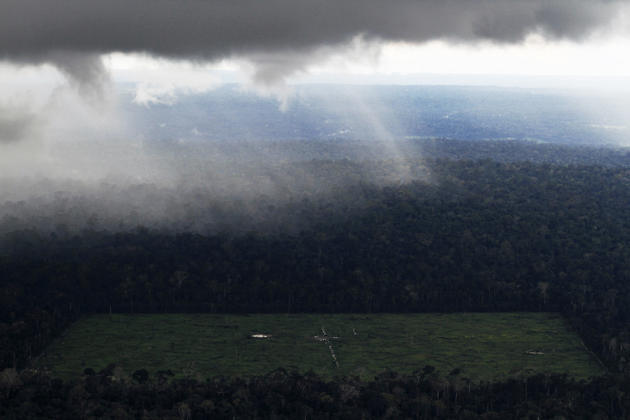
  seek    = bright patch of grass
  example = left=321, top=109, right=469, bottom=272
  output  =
left=35, top=313, right=604, bottom=381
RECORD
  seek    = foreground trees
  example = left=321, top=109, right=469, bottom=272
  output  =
left=2, top=367, right=630, bottom=419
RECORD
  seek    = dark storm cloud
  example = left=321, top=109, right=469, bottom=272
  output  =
left=0, top=0, right=625, bottom=84
left=46, top=52, right=110, bottom=99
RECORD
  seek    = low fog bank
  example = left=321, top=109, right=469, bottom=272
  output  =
left=0, top=83, right=429, bottom=236
left=0, top=139, right=430, bottom=235
left=4, top=136, right=630, bottom=237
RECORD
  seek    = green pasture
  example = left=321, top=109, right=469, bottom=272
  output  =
left=35, top=313, right=604, bottom=381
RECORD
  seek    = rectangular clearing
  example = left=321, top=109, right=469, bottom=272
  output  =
left=35, top=313, right=604, bottom=381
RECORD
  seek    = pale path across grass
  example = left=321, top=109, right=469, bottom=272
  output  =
left=35, top=313, right=604, bottom=381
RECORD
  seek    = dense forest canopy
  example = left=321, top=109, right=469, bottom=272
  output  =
left=3, top=367, right=630, bottom=419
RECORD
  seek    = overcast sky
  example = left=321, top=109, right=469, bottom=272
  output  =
left=2, top=0, right=630, bottom=89
left=2, top=0, right=630, bottom=146
left=107, top=34, right=630, bottom=88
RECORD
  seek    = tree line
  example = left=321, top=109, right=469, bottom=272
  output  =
left=2, top=366, right=630, bottom=419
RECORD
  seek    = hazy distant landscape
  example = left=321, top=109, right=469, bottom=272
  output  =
left=124, top=85, right=630, bottom=146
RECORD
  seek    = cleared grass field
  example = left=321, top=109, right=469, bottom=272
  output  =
left=35, top=313, right=604, bottom=381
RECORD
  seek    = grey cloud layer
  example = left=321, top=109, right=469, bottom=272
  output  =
left=1, top=1, right=624, bottom=61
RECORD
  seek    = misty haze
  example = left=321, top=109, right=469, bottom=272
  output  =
left=3, top=85, right=630, bottom=236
